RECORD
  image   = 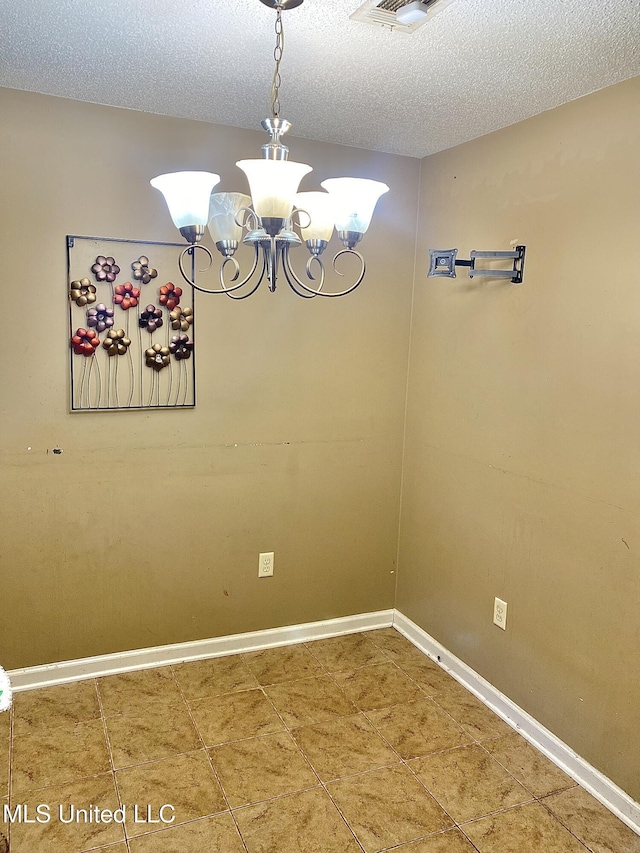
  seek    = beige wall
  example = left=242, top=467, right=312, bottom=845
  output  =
left=397, top=77, right=640, bottom=800
left=2, top=77, right=639, bottom=803
left=0, top=88, right=419, bottom=669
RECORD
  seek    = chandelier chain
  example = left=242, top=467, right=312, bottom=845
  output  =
left=270, top=8, right=284, bottom=118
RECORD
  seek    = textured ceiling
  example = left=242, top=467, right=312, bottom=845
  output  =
left=0, top=0, right=638, bottom=157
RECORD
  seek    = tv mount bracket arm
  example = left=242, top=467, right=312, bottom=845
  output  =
left=428, top=246, right=526, bottom=284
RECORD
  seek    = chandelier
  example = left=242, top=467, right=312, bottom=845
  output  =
left=150, top=0, right=389, bottom=299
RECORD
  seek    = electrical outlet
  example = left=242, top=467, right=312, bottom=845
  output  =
left=258, top=552, right=274, bottom=577
left=493, top=597, right=507, bottom=630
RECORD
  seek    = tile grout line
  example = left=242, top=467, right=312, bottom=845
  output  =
left=475, top=736, right=579, bottom=801
left=306, top=633, right=465, bottom=849
left=327, top=632, right=535, bottom=851
left=8, top=681, right=128, bottom=853
left=95, top=666, right=248, bottom=848
left=356, top=701, right=548, bottom=853
left=364, top=635, right=550, bottom=850
left=364, top=632, right=596, bottom=852
left=358, top=704, right=465, bottom=842
left=301, top=637, right=468, bottom=851
left=535, top=794, right=595, bottom=852
left=169, top=663, right=252, bottom=853
left=253, top=648, right=368, bottom=853
left=1, top=635, right=520, bottom=850
left=11, top=634, right=630, bottom=852
left=95, top=677, right=132, bottom=853
left=370, top=641, right=520, bottom=749
left=209, top=642, right=407, bottom=831
left=376, top=828, right=479, bottom=853
left=471, top=733, right=592, bottom=849
left=0, top=642, right=585, bottom=852
left=456, top=804, right=593, bottom=853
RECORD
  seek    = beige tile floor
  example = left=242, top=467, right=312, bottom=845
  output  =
left=1, top=628, right=639, bottom=852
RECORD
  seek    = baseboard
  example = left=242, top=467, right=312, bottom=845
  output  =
left=393, top=610, right=640, bottom=836
left=7, top=606, right=638, bottom=836
left=8, top=609, right=394, bottom=692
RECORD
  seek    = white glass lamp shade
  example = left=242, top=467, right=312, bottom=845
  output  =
left=150, top=171, right=220, bottom=228
left=294, top=192, right=335, bottom=242
left=236, top=159, right=312, bottom=219
left=320, top=178, right=389, bottom=235
left=208, top=192, right=252, bottom=243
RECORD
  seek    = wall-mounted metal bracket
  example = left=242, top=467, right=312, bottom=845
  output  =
left=428, top=246, right=526, bottom=284
left=428, top=249, right=458, bottom=278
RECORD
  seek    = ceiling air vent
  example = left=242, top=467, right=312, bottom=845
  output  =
left=350, top=0, right=455, bottom=33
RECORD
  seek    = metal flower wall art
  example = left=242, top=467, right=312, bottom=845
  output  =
left=132, top=256, right=158, bottom=285
left=70, top=279, right=97, bottom=307
left=102, top=329, right=132, bottom=357
left=169, top=306, right=193, bottom=332
left=91, top=255, right=121, bottom=283
left=139, top=304, right=164, bottom=332
left=158, top=282, right=182, bottom=310
left=71, top=328, right=101, bottom=357
left=67, top=236, right=195, bottom=411
left=87, top=304, right=114, bottom=333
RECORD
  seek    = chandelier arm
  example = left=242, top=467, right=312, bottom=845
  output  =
left=221, top=256, right=241, bottom=283
left=223, top=251, right=268, bottom=300
left=323, top=249, right=367, bottom=297
left=219, top=244, right=263, bottom=293
left=290, top=208, right=311, bottom=230
left=177, top=244, right=264, bottom=296
left=306, top=254, right=325, bottom=286
left=282, top=247, right=320, bottom=298
left=235, top=206, right=259, bottom=231
left=178, top=245, right=220, bottom=295
left=283, top=247, right=366, bottom=298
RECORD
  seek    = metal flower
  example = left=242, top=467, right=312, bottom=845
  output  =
left=169, top=334, right=194, bottom=361
left=91, top=255, right=121, bottom=283
left=102, top=328, right=132, bottom=357
left=145, top=343, right=171, bottom=371
left=71, top=327, right=100, bottom=357
left=70, top=278, right=97, bottom=307
left=132, top=256, right=158, bottom=284
left=139, top=304, right=164, bottom=333
left=86, top=303, right=114, bottom=333
left=158, top=282, right=182, bottom=310
left=169, top=305, right=194, bottom=331
left=113, top=282, right=141, bottom=310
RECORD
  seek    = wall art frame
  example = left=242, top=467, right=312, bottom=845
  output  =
left=67, top=235, right=196, bottom=412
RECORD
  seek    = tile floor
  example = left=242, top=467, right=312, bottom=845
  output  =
left=1, top=627, right=639, bottom=852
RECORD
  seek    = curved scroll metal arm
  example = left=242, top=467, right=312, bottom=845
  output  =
left=305, top=255, right=325, bottom=289
left=283, top=246, right=366, bottom=298
left=282, top=248, right=322, bottom=298
left=290, top=208, right=311, bottom=230
left=219, top=245, right=263, bottom=294
left=222, top=251, right=267, bottom=300
left=235, top=206, right=259, bottom=231
left=178, top=244, right=263, bottom=296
